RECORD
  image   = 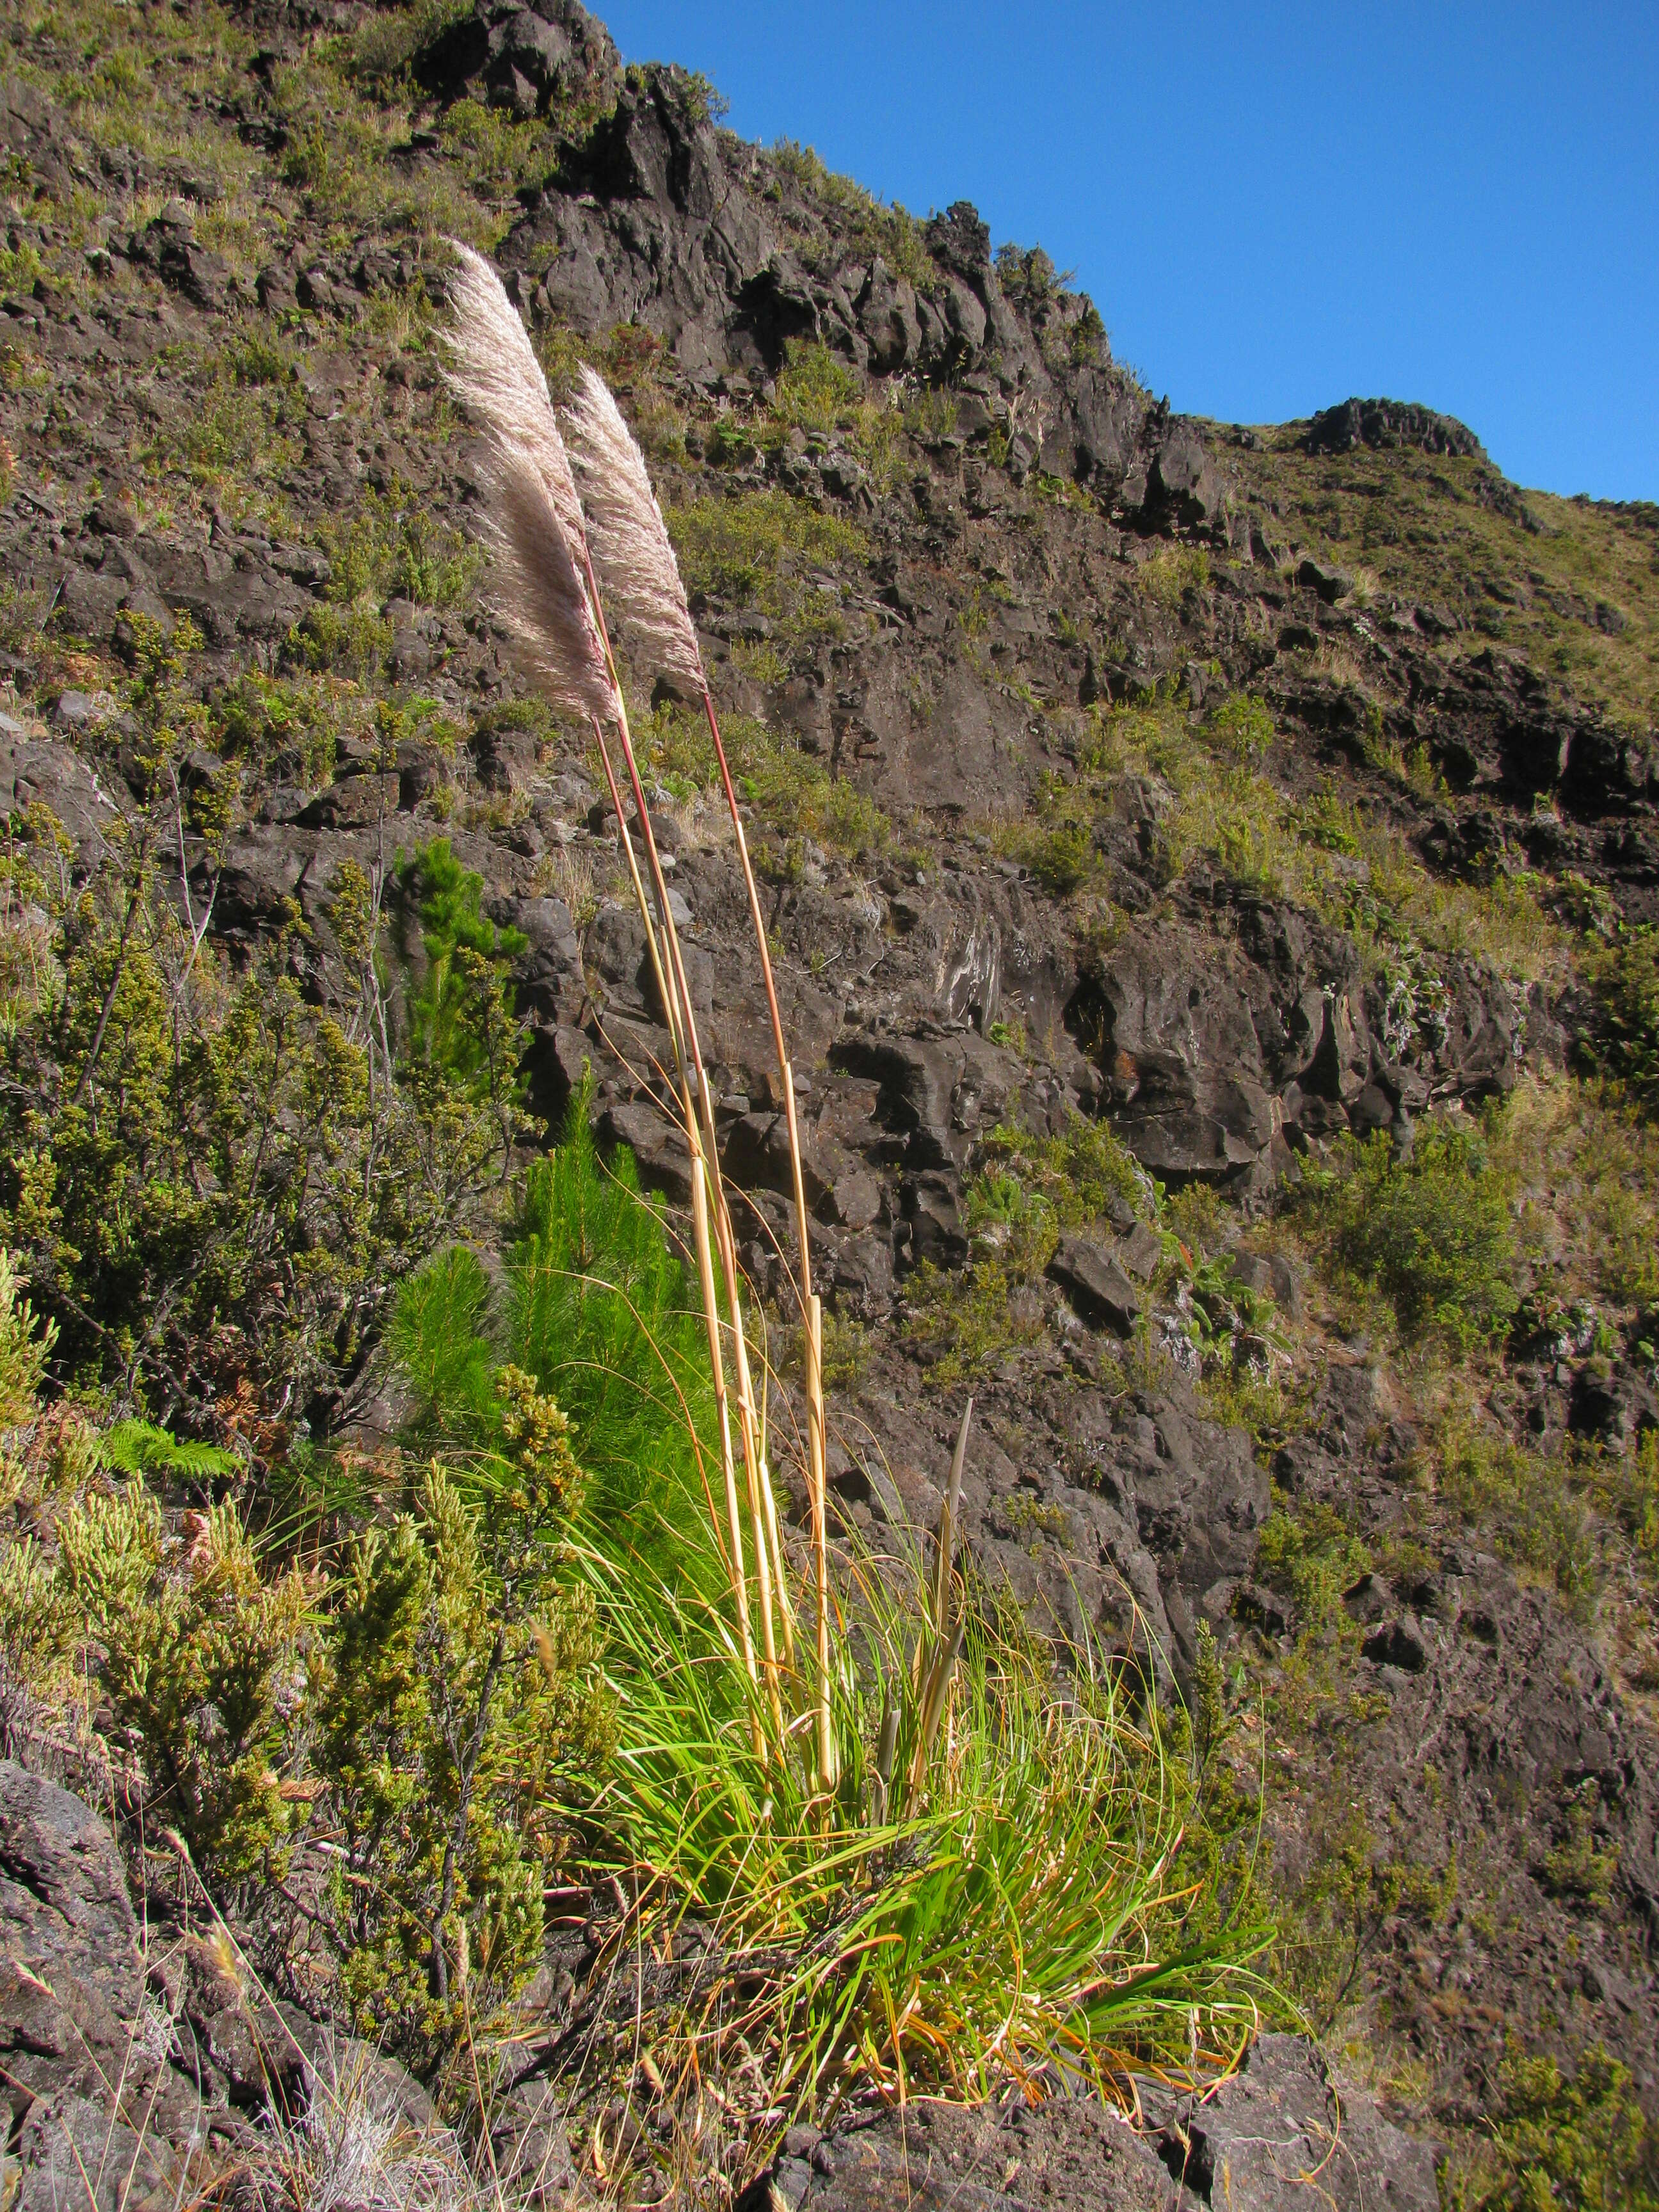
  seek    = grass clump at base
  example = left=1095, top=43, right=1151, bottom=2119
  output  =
left=385, top=1102, right=1272, bottom=2115
left=593, top=1559, right=1270, bottom=2115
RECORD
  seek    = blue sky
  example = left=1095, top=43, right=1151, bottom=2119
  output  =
left=595, top=2, right=1658, bottom=502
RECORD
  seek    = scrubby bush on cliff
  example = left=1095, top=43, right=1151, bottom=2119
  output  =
left=1293, top=1119, right=1518, bottom=1352
left=0, top=1249, right=613, bottom=2070
left=310, top=1390, right=613, bottom=2064
left=1587, top=923, right=1659, bottom=1106
left=0, top=800, right=522, bottom=1422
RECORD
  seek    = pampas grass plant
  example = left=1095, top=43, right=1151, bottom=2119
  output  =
left=438, top=247, right=1271, bottom=2140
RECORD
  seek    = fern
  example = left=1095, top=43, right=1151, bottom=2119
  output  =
left=97, top=1419, right=241, bottom=1483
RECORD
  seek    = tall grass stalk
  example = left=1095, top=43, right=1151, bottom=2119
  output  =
left=445, top=248, right=798, bottom=1743
left=561, top=362, right=834, bottom=1781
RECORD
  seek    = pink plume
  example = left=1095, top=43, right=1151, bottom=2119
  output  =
left=443, top=244, right=614, bottom=724
left=561, top=364, right=707, bottom=695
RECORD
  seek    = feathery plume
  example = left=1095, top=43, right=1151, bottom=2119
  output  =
left=443, top=244, right=614, bottom=724
left=561, top=363, right=706, bottom=693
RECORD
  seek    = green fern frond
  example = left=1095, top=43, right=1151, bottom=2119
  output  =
left=97, top=1418, right=241, bottom=1481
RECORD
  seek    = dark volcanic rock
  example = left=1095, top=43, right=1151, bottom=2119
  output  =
left=747, top=2094, right=1172, bottom=2212
left=1304, top=397, right=1484, bottom=461
left=1047, top=1234, right=1139, bottom=1334
left=0, top=1759, right=143, bottom=2099
left=0, top=1764, right=246, bottom=2208
left=1157, top=2033, right=1440, bottom=2210
left=749, top=2037, right=1437, bottom=2212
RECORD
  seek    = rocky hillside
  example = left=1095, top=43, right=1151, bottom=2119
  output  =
left=2, top=0, right=1658, bottom=2202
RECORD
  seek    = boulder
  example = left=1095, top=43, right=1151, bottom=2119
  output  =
left=0, top=1763, right=143, bottom=2096
left=748, top=2094, right=1171, bottom=2212
left=856, top=259, right=920, bottom=373
left=0, top=1765, right=237, bottom=2204
left=1304, top=396, right=1484, bottom=460
left=1047, top=1236, right=1139, bottom=1336
left=125, top=206, right=228, bottom=309
left=1067, top=936, right=1278, bottom=1182
left=746, top=2037, right=1438, bottom=2212
left=1155, top=2032, right=1439, bottom=2209
left=1362, top=1617, right=1430, bottom=1674
left=1297, top=555, right=1353, bottom=604
left=1142, top=427, right=1226, bottom=532
left=0, top=729, right=122, bottom=852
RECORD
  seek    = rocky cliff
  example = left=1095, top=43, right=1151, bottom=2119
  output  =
left=1, top=0, right=1658, bottom=2199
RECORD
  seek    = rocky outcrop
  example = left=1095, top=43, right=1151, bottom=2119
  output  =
left=747, top=2035, right=1438, bottom=2212
left=0, top=1763, right=435, bottom=2212
left=1304, top=397, right=1485, bottom=461
left=0, top=1761, right=215, bottom=2212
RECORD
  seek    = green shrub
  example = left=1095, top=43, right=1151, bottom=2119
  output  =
left=1009, top=818, right=1093, bottom=894
left=904, top=1116, right=1151, bottom=1380
left=289, top=602, right=392, bottom=678
left=57, top=1482, right=309, bottom=1882
left=1138, top=545, right=1211, bottom=607
left=0, top=812, right=503, bottom=1415
left=212, top=671, right=346, bottom=788
left=1206, top=693, right=1275, bottom=762
left=396, top=837, right=528, bottom=1109
left=1294, top=1122, right=1518, bottom=1350
left=0, top=1248, right=51, bottom=1429
left=980, top=1112, right=1151, bottom=1228
left=391, top=1086, right=723, bottom=1583
left=316, top=482, right=483, bottom=611
left=1253, top=1500, right=1371, bottom=1637
left=1435, top=1419, right=1598, bottom=1605
left=771, top=339, right=863, bottom=436
left=666, top=491, right=867, bottom=645
left=313, top=1413, right=612, bottom=2063
left=1587, top=925, right=1659, bottom=1103
left=1458, top=2041, right=1658, bottom=2211
left=349, top=0, right=470, bottom=85
left=639, top=701, right=887, bottom=853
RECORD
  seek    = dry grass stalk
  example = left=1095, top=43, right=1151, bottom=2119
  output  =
left=561, top=364, right=833, bottom=1783
left=561, top=364, right=705, bottom=694
left=445, top=248, right=796, bottom=1738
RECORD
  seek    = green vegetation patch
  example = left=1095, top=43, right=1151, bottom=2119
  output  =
left=316, top=480, right=483, bottom=612
left=640, top=700, right=887, bottom=855
left=1064, top=695, right=1562, bottom=989
left=1228, top=435, right=1659, bottom=734
left=1292, top=1120, right=1518, bottom=1353
left=666, top=488, right=869, bottom=648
